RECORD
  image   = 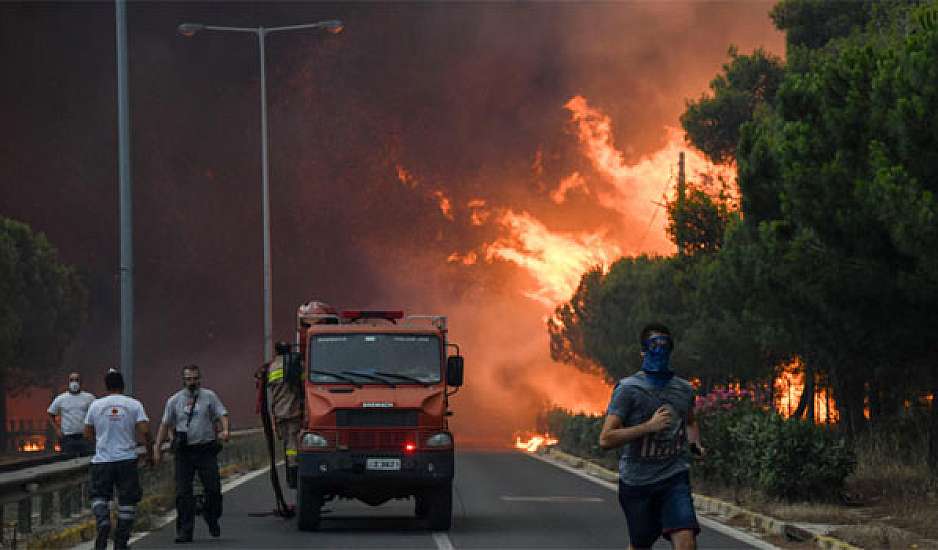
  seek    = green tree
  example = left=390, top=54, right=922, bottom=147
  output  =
left=681, top=47, right=785, bottom=165
left=0, top=217, right=87, bottom=450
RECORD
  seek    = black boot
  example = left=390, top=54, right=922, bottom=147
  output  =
left=114, top=518, right=134, bottom=550
left=94, top=525, right=110, bottom=550
left=92, top=501, right=110, bottom=550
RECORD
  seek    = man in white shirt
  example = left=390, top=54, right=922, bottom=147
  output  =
left=84, top=370, right=154, bottom=550
left=48, top=372, right=96, bottom=456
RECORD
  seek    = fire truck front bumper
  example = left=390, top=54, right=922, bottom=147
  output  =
left=298, top=449, right=454, bottom=488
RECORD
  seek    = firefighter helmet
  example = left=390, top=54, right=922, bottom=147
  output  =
left=298, top=300, right=338, bottom=324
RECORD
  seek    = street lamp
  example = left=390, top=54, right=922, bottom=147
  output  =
left=178, top=19, right=343, bottom=363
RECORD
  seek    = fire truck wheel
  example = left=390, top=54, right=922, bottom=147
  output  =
left=415, top=494, right=429, bottom=518
left=296, top=481, right=323, bottom=531
left=426, top=482, right=453, bottom=531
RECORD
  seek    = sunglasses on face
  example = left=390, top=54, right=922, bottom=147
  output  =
left=643, top=335, right=674, bottom=352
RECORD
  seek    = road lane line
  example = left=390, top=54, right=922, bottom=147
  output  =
left=500, top=495, right=604, bottom=503
left=432, top=531, right=455, bottom=550
left=521, top=451, right=781, bottom=550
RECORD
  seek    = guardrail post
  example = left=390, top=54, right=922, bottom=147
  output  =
left=40, top=492, right=54, bottom=526
left=16, top=497, right=31, bottom=534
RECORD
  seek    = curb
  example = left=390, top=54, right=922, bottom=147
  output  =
left=541, top=448, right=862, bottom=550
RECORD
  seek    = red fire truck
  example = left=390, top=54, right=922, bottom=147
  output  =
left=282, top=308, right=464, bottom=531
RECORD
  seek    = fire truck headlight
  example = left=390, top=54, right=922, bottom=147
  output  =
left=425, top=432, right=453, bottom=448
left=302, top=433, right=329, bottom=448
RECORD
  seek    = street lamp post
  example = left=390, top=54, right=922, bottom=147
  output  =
left=178, top=19, right=343, bottom=363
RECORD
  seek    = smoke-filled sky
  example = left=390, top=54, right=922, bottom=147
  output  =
left=1, top=2, right=783, bottom=445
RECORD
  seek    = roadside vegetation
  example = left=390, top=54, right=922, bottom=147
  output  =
left=546, top=0, right=938, bottom=544
left=0, top=216, right=87, bottom=451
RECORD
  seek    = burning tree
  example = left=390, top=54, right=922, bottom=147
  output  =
left=0, top=217, right=86, bottom=451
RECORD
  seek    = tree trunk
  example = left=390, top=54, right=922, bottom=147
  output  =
left=928, top=373, right=938, bottom=473
left=0, top=369, right=7, bottom=453
left=792, top=361, right=815, bottom=421
left=832, top=367, right=866, bottom=440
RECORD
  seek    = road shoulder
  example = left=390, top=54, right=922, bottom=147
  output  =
left=525, top=448, right=860, bottom=550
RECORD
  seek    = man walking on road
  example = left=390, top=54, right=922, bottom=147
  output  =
left=154, top=364, right=229, bottom=544
left=84, top=370, right=153, bottom=550
left=599, top=323, right=704, bottom=550
left=49, top=372, right=96, bottom=456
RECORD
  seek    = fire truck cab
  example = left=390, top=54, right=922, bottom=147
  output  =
left=284, top=309, right=464, bottom=531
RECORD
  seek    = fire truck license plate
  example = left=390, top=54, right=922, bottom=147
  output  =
left=366, top=458, right=401, bottom=471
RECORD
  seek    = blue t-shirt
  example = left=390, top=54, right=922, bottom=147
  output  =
left=606, top=371, right=696, bottom=486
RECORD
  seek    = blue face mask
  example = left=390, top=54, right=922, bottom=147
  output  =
left=641, top=335, right=674, bottom=386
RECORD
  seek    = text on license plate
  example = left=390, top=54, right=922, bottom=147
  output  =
left=366, top=458, right=401, bottom=471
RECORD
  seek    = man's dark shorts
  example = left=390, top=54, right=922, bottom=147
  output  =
left=90, top=459, right=142, bottom=504
left=618, top=470, right=700, bottom=548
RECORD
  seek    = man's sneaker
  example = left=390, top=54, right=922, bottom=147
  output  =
left=207, top=519, right=221, bottom=538
left=174, top=533, right=193, bottom=544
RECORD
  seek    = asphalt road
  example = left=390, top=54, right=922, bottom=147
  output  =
left=133, top=451, right=758, bottom=549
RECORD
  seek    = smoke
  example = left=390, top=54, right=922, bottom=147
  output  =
left=0, top=2, right=783, bottom=441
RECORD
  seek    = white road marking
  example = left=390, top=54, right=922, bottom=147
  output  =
left=432, top=531, right=456, bottom=550
left=500, top=495, right=604, bottom=503
left=521, top=451, right=782, bottom=550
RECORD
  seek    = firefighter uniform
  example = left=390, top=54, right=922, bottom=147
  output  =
left=268, top=351, right=303, bottom=488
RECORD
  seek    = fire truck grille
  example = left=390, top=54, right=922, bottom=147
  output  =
left=336, top=409, right=419, bottom=427
left=345, top=429, right=418, bottom=450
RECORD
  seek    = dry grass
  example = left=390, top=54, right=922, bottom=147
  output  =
left=694, top=433, right=938, bottom=548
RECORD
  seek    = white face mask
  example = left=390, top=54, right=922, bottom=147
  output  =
left=69, top=381, right=80, bottom=393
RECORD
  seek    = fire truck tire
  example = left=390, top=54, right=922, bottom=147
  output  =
left=426, top=482, right=453, bottom=531
left=296, top=481, right=323, bottom=531
left=415, top=495, right=429, bottom=518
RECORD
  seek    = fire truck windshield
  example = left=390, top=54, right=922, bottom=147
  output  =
left=309, top=334, right=442, bottom=384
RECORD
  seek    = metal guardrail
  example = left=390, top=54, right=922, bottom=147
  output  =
left=0, top=428, right=265, bottom=548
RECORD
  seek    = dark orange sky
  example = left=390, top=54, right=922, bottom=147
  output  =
left=1, top=2, right=784, bottom=441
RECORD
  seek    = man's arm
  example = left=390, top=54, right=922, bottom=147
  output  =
left=686, top=406, right=704, bottom=455
left=49, top=414, right=63, bottom=438
left=217, top=415, right=230, bottom=442
left=599, top=406, right=672, bottom=450
left=84, top=424, right=95, bottom=441
left=136, top=421, right=154, bottom=465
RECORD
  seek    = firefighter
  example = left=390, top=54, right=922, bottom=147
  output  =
left=269, top=300, right=337, bottom=489
left=269, top=340, right=303, bottom=488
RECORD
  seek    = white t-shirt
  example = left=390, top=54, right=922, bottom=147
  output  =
left=84, top=394, right=149, bottom=464
left=48, top=391, right=96, bottom=435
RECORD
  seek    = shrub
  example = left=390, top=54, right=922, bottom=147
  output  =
left=695, top=390, right=856, bottom=501
left=547, top=388, right=856, bottom=502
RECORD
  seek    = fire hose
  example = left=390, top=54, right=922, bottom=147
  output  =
left=254, top=363, right=295, bottom=518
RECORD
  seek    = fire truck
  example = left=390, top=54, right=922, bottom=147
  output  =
left=279, top=308, right=464, bottom=531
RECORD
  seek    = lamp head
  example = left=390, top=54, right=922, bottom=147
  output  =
left=177, top=23, right=205, bottom=37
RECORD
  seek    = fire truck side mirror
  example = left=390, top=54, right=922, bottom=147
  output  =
left=446, top=355, right=464, bottom=387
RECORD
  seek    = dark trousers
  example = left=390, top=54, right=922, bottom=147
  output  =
left=89, top=459, right=142, bottom=550
left=61, top=434, right=91, bottom=456
left=175, top=444, right=222, bottom=536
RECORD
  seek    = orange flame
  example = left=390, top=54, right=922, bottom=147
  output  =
left=550, top=172, right=588, bottom=204
left=18, top=436, right=46, bottom=453
left=774, top=358, right=840, bottom=424
left=564, top=96, right=732, bottom=253
left=514, top=433, right=558, bottom=452
left=483, top=210, right=621, bottom=305
left=433, top=190, right=454, bottom=220
left=396, top=164, right=418, bottom=189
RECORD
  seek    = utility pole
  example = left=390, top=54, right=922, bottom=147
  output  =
left=116, top=0, right=134, bottom=394
left=676, top=151, right=686, bottom=256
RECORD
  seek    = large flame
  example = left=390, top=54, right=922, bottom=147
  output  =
left=774, top=358, right=840, bottom=424
left=484, top=210, right=621, bottom=306
left=563, top=96, right=733, bottom=253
